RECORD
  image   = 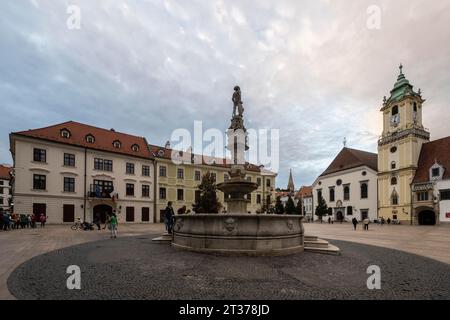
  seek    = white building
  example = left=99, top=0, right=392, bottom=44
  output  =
left=312, top=147, right=378, bottom=222
left=0, top=165, right=12, bottom=212
left=10, top=121, right=155, bottom=224
left=411, top=137, right=450, bottom=224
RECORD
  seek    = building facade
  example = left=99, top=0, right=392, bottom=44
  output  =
left=0, top=165, right=12, bottom=212
left=10, top=122, right=155, bottom=224
left=9, top=121, right=277, bottom=224
left=312, top=148, right=378, bottom=222
left=411, top=137, right=450, bottom=225
left=150, top=144, right=277, bottom=221
left=296, top=186, right=313, bottom=221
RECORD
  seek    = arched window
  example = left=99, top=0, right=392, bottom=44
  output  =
left=344, top=186, right=350, bottom=201
left=391, top=161, right=397, bottom=170
left=360, top=183, right=368, bottom=199
left=391, top=177, right=398, bottom=185
left=60, top=129, right=71, bottom=138
left=86, top=134, right=95, bottom=143
left=329, top=188, right=335, bottom=202
left=391, top=190, right=399, bottom=205
left=392, top=105, right=399, bottom=115
left=113, top=140, right=121, bottom=149
left=131, top=144, right=140, bottom=152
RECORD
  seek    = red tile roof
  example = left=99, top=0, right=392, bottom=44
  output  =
left=320, top=147, right=378, bottom=177
left=148, top=145, right=263, bottom=173
left=296, top=186, right=313, bottom=199
left=413, top=136, right=450, bottom=183
left=0, top=165, right=12, bottom=180
left=12, top=121, right=151, bottom=159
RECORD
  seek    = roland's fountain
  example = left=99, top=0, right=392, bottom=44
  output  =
left=171, top=86, right=305, bottom=255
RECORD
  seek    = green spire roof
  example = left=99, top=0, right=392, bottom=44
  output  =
left=386, top=64, right=419, bottom=104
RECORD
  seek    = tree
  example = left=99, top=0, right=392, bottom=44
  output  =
left=193, top=172, right=222, bottom=213
left=295, top=198, right=303, bottom=216
left=315, top=194, right=328, bottom=222
left=285, top=195, right=296, bottom=215
left=275, top=196, right=285, bottom=214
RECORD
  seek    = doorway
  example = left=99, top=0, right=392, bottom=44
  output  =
left=418, top=210, right=436, bottom=226
left=93, top=204, right=112, bottom=223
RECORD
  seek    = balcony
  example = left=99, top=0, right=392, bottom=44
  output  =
left=88, top=185, right=114, bottom=199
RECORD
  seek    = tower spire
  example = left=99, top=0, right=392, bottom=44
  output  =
left=287, top=169, right=295, bottom=193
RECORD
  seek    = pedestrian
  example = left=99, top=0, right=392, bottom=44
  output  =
left=352, top=217, right=358, bottom=230
left=328, top=217, right=331, bottom=224
left=164, top=201, right=175, bottom=234
left=31, top=213, right=36, bottom=228
left=103, top=213, right=111, bottom=230
left=39, top=213, right=47, bottom=228
left=110, top=213, right=118, bottom=239
left=27, top=214, right=32, bottom=228
left=387, top=217, right=391, bottom=225
left=363, top=217, right=370, bottom=231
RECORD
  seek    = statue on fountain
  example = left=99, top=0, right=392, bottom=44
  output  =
left=232, top=86, right=244, bottom=118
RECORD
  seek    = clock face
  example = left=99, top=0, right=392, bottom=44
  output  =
left=390, top=114, right=400, bottom=126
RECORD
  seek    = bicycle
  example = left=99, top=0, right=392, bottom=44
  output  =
left=71, top=220, right=83, bottom=230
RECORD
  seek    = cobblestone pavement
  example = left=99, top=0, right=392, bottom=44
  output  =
left=7, top=235, right=450, bottom=300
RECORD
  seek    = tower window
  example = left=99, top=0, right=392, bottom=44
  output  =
left=391, top=177, right=398, bottom=185
left=413, top=102, right=418, bottom=112
left=391, top=191, right=399, bottom=205
left=390, top=146, right=397, bottom=153
left=392, top=105, right=399, bottom=116
left=391, top=162, right=397, bottom=170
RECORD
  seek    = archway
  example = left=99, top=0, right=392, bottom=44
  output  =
left=93, top=204, right=113, bottom=223
left=418, top=210, right=436, bottom=226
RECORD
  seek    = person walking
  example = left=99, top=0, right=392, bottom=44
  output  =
left=39, top=213, right=47, bottom=228
left=352, top=217, right=358, bottom=230
left=363, top=217, right=370, bottom=231
left=110, top=213, right=118, bottom=239
left=164, top=201, right=175, bottom=234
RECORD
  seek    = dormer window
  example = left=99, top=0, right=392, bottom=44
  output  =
left=131, top=144, right=140, bottom=152
left=113, top=140, right=121, bottom=149
left=432, top=168, right=440, bottom=178
left=60, top=129, right=71, bottom=139
left=430, top=162, right=444, bottom=181
left=86, top=134, right=95, bottom=143
left=158, top=149, right=165, bottom=157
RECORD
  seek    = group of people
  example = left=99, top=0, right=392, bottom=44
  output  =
left=351, top=217, right=371, bottom=231
left=1, top=211, right=47, bottom=231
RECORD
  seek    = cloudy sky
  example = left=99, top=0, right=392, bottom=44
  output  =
left=1, top=0, right=449, bottom=188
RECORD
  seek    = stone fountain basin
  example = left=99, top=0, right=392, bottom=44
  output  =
left=172, top=214, right=304, bottom=256
left=216, top=181, right=258, bottom=195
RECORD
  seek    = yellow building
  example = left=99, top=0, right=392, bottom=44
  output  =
left=149, top=144, right=277, bottom=222
left=377, top=65, right=430, bottom=223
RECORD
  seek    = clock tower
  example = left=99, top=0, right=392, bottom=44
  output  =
left=377, top=65, right=430, bottom=223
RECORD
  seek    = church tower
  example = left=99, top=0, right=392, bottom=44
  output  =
left=287, top=169, right=295, bottom=194
left=377, top=65, right=430, bottom=223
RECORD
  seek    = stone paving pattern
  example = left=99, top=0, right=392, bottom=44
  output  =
left=7, top=235, right=450, bottom=300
